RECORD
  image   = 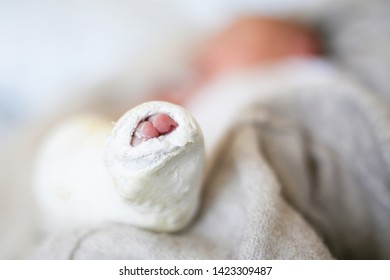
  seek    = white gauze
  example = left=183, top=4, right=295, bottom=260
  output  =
left=34, top=101, right=205, bottom=233
left=104, top=101, right=205, bottom=232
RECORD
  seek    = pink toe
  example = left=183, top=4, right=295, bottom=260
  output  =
left=131, top=114, right=178, bottom=147
left=136, top=121, right=159, bottom=138
left=150, top=113, right=177, bottom=134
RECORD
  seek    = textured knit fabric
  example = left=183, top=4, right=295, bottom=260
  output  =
left=34, top=73, right=390, bottom=259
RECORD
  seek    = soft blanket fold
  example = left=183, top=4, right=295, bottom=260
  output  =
left=34, top=71, right=390, bottom=259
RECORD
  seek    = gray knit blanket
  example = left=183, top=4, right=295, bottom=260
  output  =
left=34, top=66, right=390, bottom=259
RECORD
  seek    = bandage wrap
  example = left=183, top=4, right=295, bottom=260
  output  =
left=104, top=101, right=205, bottom=232
left=34, top=102, right=205, bottom=233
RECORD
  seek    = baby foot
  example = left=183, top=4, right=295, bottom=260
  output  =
left=105, top=101, right=205, bottom=232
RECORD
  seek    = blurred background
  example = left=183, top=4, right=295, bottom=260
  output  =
left=0, top=0, right=334, bottom=133
left=0, top=0, right=376, bottom=259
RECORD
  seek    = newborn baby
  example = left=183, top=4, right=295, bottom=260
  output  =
left=34, top=15, right=321, bottom=236
left=34, top=15, right=321, bottom=234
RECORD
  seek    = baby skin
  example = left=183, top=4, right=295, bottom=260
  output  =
left=131, top=113, right=178, bottom=146
left=152, top=16, right=321, bottom=106
left=195, top=16, right=320, bottom=81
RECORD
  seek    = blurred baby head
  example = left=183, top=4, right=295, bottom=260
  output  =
left=194, top=16, right=321, bottom=81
